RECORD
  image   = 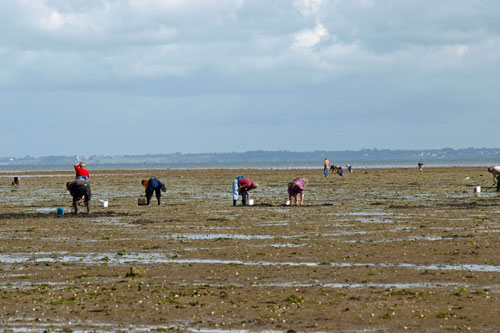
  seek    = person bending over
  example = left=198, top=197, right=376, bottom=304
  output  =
left=288, top=177, right=308, bottom=206
left=141, top=178, right=167, bottom=205
left=66, top=179, right=91, bottom=214
left=238, top=178, right=258, bottom=205
left=488, top=166, right=500, bottom=192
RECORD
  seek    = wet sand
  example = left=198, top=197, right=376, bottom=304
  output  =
left=1, top=167, right=500, bottom=331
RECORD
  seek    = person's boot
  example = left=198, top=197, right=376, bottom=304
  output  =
left=86, top=201, right=90, bottom=214
left=242, top=199, right=246, bottom=206
left=233, top=200, right=237, bottom=206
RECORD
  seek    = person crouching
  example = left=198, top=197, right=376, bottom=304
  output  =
left=141, top=178, right=167, bottom=205
left=66, top=179, right=91, bottom=214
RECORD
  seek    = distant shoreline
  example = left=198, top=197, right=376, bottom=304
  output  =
left=0, top=161, right=495, bottom=173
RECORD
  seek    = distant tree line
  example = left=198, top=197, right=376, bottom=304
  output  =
left=1, top=148, right=500, bottom=166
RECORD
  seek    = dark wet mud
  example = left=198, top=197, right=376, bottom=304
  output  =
left=1, top=167, right=500, bottom=331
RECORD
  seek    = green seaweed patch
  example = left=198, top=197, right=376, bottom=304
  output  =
left=286, top=295, right=305, bottom=304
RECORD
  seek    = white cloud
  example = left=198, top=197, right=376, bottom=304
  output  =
left=292, top=24, right=329, bottom=50
left=294, top=0, right=323, bottom=16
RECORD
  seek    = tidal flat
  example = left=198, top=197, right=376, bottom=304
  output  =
left=1, top=167, right=500, bottom=331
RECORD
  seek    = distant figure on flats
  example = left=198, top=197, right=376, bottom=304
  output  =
left=324, top=158, right=331, bottom=177
left=66, top=179, right=91, bottom=214
left=74, top=162, right=90, bottom=182
left=418, top=162, right=424, bottom=172
left=238, top=178, right=258, bottom=205
left=337, top=166, right=344, bottom=177
left=329, top=164, right=339, bottom=174
left=232, top=175, right=244, bottom=206
left=288, top=177, right=308, bottom=206
left=11, top=177, right=21, bottom=187
left=141, top=178, right=166, bottom=205
left=487, top=166, right=500, bottom=192
left=346, top=164, right=353, bottom=173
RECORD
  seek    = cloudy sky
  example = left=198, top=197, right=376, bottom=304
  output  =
left=1, top=0, right=499, bottom=156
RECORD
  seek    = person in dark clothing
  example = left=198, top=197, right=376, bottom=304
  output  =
left=12, top=177, right=21, bottom=187
left=66, top=179, right=91, bottom=214
left=141, top=178, right=166, bottom=205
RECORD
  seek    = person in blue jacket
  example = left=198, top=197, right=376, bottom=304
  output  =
left=141, top=178, right=166, bottom=205
left=232, top=176, right=244, bottom=206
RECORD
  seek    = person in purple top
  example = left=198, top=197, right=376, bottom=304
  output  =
left=288, top=177, right=308, bottom=206
left=337, top=166, right=344, bottom=177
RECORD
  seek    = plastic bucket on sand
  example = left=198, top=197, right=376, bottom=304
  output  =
left=57, top=207, right=65, bottom=215
left=100, top=200, right=108, bottom=207
left=138, top=197, right=148, bottom=206
left=474, top=186, right=481, bottom=194
left=248, top=199, right=254, bottom=206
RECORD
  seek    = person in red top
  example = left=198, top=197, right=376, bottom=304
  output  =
left=238, top=178, right=258, bottom=205
left=74, top=162, right=90, bottom=182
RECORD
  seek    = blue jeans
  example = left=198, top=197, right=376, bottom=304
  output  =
left=324, top=166, right=329, bottom=177
left=242, top=190, right=248, bottom=204
left=76, top=176, right=89, bottom=182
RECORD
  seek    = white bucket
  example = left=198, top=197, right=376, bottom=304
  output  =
left=248, top=199, right=254, bottom=206
left=100, top=200, right=109, bottom=207
left=284, top=200, right=290, bottom=206
left=474, top=186, right=481, bottom=194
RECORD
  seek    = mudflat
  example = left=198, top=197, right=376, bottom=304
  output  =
left=1, top=167, right=500, bottom=331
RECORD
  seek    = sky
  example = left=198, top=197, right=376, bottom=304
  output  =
left=1, top=0, right=500, bottom=157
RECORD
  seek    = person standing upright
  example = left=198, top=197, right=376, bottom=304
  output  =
left=324, top=158, right=331, bottom=177
left=232, top=176, right=244, bottom=206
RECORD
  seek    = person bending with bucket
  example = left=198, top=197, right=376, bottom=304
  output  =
left=488, top=166, right=500, bottom=192
left=66, top=179, right=91, bottom=214
left=288, top=177, right=308, bottom=206
left=141, top=178, right=167, bottom=205
left=238, top=177, right=258, bottom=205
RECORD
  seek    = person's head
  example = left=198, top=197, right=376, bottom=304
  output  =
left=288, top=182, right=294, bottom=189
left=79, top=162, right=86, bottom=168
left=488, top=167, right=493, bottom=173
left=66, top=182, right=71, bottom=190
left=141, top=180, right=146, bottom=186
left=250, top=183, right=259, bottom=190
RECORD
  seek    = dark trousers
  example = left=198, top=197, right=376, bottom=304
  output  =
left=146, top=186, right=162, bottom=205
left=497, top=176, right=500, bottom=192
left=72, top=185, right=91, bottom=214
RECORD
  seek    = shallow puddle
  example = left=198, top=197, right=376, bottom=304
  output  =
left=3, top=252, right=500, bottom=272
